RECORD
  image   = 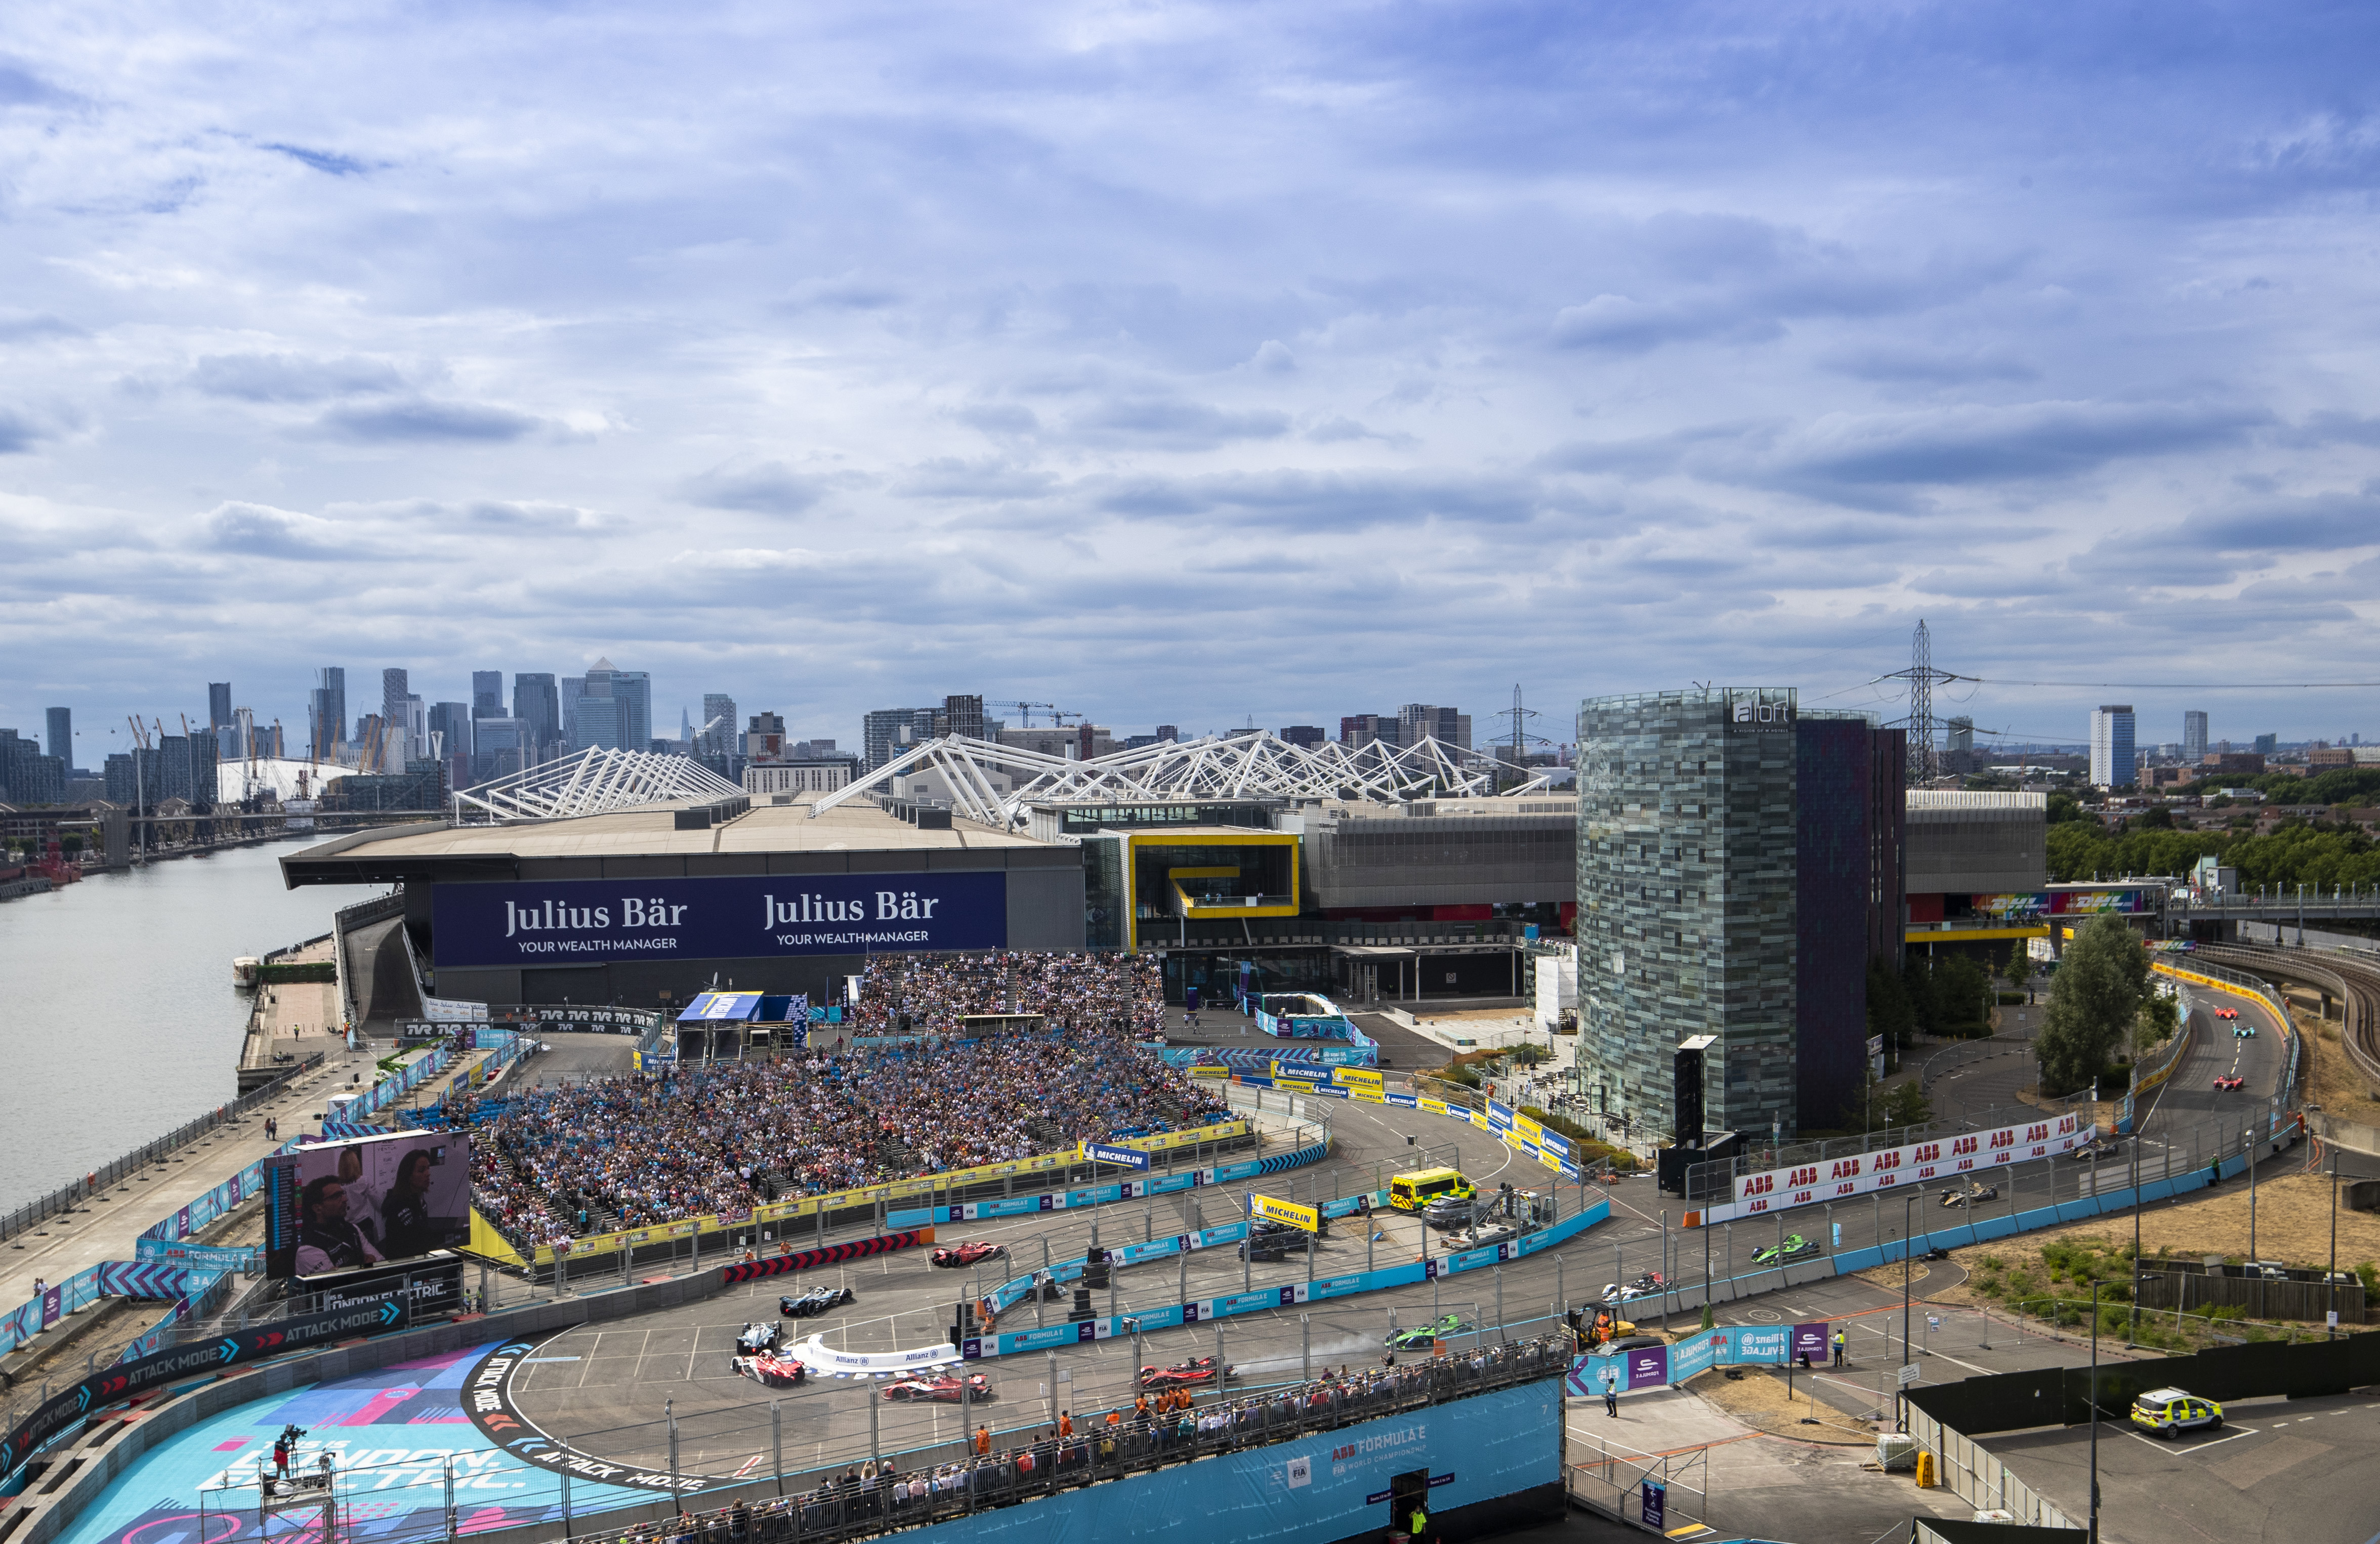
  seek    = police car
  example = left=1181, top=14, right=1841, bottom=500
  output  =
left=2130, top=1387, right=2223, bottom=1437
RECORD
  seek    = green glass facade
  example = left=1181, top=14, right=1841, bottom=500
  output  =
left=1576, top=688, right=1801, bottom=1141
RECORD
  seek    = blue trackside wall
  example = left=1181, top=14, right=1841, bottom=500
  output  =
left=889, top=1378, right=1562, bottom=1544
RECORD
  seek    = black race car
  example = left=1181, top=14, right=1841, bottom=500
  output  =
left=1240, top=1228, right=1318, bottom=1262
left=779, top=1285, right=855, bottom=1317
left=735, top=1321, right=782, bottom=1354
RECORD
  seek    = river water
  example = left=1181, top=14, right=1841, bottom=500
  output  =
left=0, top=840, right=357, bottom=1214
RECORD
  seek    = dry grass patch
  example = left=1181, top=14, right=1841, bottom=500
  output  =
left=1686, top=1366, right=1874, bottom=1445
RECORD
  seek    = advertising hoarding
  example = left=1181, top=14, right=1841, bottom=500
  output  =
left=1704, top=1110, right=2085, bottom=1225
left=431, top=872, right=1008, bottom=968
left=266, top=1130, right=473, bottom=1281
left=1249, top=1194, right=1321, bottom=1232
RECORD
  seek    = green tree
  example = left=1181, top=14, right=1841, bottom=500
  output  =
left=2036, top=914, right=2151, bottom=1094
left=2005, top=946, right=2036, bottom=1003
left=2134, top=992, right=2180, bottom=1056
left=1934, top=955, right=1991, bottom=1037
left=2045, top=792, right=2088, bottom=824
left=1884, top=1077, right=1932, bottom=1127
left=1866, top=958, right=1914, bottom=1053
left=1903, top=957, right=1942, bottom=1039
left=1510, top=1042, right=1550, bottom=1068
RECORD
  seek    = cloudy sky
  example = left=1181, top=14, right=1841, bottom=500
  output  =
left=4, top=1, right=2377, bottom=765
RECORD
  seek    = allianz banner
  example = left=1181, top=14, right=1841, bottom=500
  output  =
left=432, top=872, right=1007, bottom=967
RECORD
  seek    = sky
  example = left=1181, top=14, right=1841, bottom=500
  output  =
left=4, top=0, right=2378, bottom=767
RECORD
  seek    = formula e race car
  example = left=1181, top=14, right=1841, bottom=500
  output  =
left=1750, top=1234, right=1817, bottom=1267
left=1601, top=1273, right=1665, bottom=1305
left=881, top=1374, right=993, bottom=1403
left=2214, top=1073, right=2245, bottom=1090
left=1137, top=1356, right=1233, bottom=1391
left=1938, top=1182, right=1999, bottom=1208
left=931, top=1241, right=1007, bottom=1269
left=779, top=1285, right=855, bottom=1317
left=2234, top=1022, right=2258, bottom=1038
left=2066, top=1138, right=2124, bottom=1163
left=732, top=1353, right=807, bottom=1388
left=2214, top=1007, right=2238, bottom=1020
left=1385, top=1314, right=1470, bottom=1350
left=735, top=1321, right=782, bottom=1354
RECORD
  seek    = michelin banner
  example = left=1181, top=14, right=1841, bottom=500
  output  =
left=432, top=872, right=1008, bottom=967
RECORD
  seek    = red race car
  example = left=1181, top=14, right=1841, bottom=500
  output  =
left=733, top=1353, right=807, bottom=1388
left=881, top=1373, right=993, bottom=1403
left=1137, top=1356, right=1233, bottom=1391
left=931, top=1241, right=1007, bottom=1268
left=2214, top=1007, right=2238, bottom=1020
left=2214, top=1074, right=2245, bottom=1090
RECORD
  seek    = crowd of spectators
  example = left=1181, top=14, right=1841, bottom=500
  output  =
left=845, top=951, right=1165, bottom=1040
left=468, top=952, right=1219, bottom=1247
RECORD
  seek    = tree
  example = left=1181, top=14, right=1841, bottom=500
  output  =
left=2045, top=792, right=2088, bottom=824
left=2005, top=945, right=2036, bottom=1003
left=2134, top=992, right=2180, bottom=1057
left=1866, top=958, right=1914, bottom=1055
left=2035, top=914, right=2151, bottom=1095
left=1884, top=1078, right=1932, bottom=1127
left=1903, top=957, right=1942, bottom=1040
left=1511, top=1042, right=1551, bottom=1068
left=1934, top=955, right=1991, bottom=1037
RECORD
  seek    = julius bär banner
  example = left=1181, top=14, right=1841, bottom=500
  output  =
left=1701, top=1110, right=2086, bottom=1225
left=432, top=872, right=1007, bottom=967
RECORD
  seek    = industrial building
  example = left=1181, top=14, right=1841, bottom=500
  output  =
left=1571, top=688, right=1905, bottom=1141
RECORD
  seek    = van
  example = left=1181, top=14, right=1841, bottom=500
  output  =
left=1388, top=1167, right=1474, bottom=1212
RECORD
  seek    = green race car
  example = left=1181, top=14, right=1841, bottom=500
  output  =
left=1750, top=1233, right=1817, bottom=1267
left=1385, top=1313, right=1470, bottom=1350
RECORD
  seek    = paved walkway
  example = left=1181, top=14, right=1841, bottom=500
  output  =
left=0, top=1044, right=372, bottom=1309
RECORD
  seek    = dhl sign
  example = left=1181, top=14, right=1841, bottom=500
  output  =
left=1716, top=1107, right=2087, bottom=1224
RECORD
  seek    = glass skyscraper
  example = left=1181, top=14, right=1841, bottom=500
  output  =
left=1576, top=688, right=1903, bottom=1141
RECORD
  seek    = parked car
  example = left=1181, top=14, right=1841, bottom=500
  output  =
left=2130, top=1387, right=2223, bottom=1437
left=1424, top=1196, right=1483, bottom=1231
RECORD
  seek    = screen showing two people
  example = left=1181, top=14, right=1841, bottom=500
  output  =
left=266, top=1133, right=471, bottom=1280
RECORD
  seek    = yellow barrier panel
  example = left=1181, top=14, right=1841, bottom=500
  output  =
left=1331, top=1066, right=1383, bottom=1090
left=1249, top=1194, right=1320, bottom=1231
left=467, top=1208, right=528, bottom=1268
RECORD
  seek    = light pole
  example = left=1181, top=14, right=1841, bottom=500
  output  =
left=2329, top=1145, right=2342, bottom=1340
left=2247, top=1122, right=2259, bottom=1263
left=2088, top=1279, right=2103, bottom=1544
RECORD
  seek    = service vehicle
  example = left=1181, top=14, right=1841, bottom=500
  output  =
left=779, top=1284, right=855, bottom=1317
left=882, top=1373, right=993, bottom=1403
left=1385, top=1313, right=1470, bottom=1350
left=930, top=1240, right=1007, bottom=1268
left=1138, top=1356, right=1232, bottom=1390
left=2214, top=1073, right=2245, bottom=1091
left=732, top=1353, right=806, bottom=1388
left=2129, top=1387, right=2222, bottom=1437
left=735, top=1321, right=781, bottom=1354
left=1388, top=1167, right=1475, bottom=1212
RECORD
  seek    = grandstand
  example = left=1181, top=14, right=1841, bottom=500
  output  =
left=464, top=951, right=1219, bottom=1251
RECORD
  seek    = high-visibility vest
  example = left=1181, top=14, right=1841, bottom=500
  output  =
left=1410, top=1509, right=1427, bottom=1536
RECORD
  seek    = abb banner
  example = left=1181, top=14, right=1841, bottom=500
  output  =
left=1701, top=1110, right=2086, bottom=1225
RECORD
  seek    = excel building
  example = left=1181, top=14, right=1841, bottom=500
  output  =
left=1574, top=689, right=1903, bottom=1140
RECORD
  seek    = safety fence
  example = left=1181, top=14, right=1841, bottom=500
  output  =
left=515, top=1117, right=1258, bottom=1270
left=0, top=1261, right=235, bottom=1361
left=527, top=1339, right=1569, bottom=1544
left=0, top=1052, right=324, bottom=1245
left=964, top=1194, right=1611, bottom=1362
left=1566, top=1319, right=1830, bottom=1396
left=1568, top=1431, right=1710, bottom=1538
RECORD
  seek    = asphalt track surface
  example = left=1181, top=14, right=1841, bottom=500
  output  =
left=494, top=986, right=2310, bottom=1490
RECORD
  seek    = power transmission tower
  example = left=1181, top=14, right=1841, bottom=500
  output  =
left=1491, top=684, right=1552, bottom=790
left=1874, top=619, right=1964, bottom=783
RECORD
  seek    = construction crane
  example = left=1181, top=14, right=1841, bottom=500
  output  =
left=990, top=701, right=1063, bottom=728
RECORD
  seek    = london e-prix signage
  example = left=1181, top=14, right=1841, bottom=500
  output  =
left=432, top=872, right=1007, bottom=967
